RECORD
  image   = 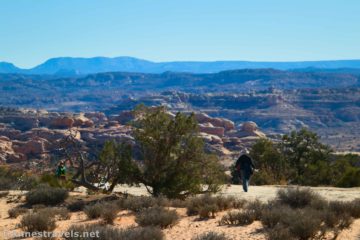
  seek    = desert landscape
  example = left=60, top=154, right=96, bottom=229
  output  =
left=1, top=1, right=360, bottom=239
left=0, top=185, right=360, bottom=240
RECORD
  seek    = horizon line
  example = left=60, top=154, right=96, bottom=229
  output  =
left=2, top=56, right=360, bottom=70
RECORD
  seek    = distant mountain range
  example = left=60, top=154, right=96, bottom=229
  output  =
left=1, top=57, right=360, bottom=75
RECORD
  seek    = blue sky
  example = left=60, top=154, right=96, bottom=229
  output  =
left=1, top=0, right=360, bottom=68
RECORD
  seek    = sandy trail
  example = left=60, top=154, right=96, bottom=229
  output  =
left=114, top=184, right=360, bottom=202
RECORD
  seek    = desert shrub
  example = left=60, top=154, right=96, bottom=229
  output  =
left=135, top=206, right=179, bottom=228
left=40, top=173, right=75, bottom=190
left=322, top=210, right=353, bottom=230
left=280, top=208, right=324, bottom=240
left=214, top=196, right=241, bottom=211
left=261, top=206, right=291, bottom=229
left=0, top=177, right=13, bottom=190
left=277, top=187, right=321, bottom=208
left=101, top=204, right=119, bottom=225
left=232, top=198, right=247, bottom=209
left=0, top=166, right=39, bottom=190
left=0, top=191, right=9, bottom=198
left=186, top=195, right=213, bottom=216
left=123, top=196, right=159, bottom=212
left=328, top=199, right=360, bottom=219
left=8, top=207, right=29, bottom=218
left=46, top=207, right=71, bottom=220
left=65, top=224, right=164, bottom=240
left=32, top=204, right=47, bottom=211
left=187, top=195, right=244, bottom=218
left=84, top=203, right=103, bottom=219
left=219, top=210, right=255, bottom=226
left=65, top=224, right=122, bottom=240
left=246, top=200, right=265, bottom=220
left=26, top=185, right=68, bottom=206
left=119, top=226, right=164, bottom=240
left=192, top=231, right=227, bottom=240
left=335, top=165, right=360, bottom=187
left=67, top=200, right=86, bottom=212
left=349, top=199, right=360, bottom=218
left=169, top=198, right=187, bottom=208
left=20, top=212, right=56, bottom=232
left=199, top=204, right=218, bottom=219
left=266, top=225, right=294, bottom=240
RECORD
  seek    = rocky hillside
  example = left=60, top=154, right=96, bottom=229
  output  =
left=107, top=89, right=360, bottom=152
left=0, top=69, right=359, bottom=111
left=0, top=107, right=264, bottom=164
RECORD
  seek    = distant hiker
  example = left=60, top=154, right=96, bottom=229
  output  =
left=235, top=149, right=256, bottom=192
left=56, top=161, right=67, bottom=181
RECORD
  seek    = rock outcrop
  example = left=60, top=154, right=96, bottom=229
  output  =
left=0, top=108, right=266, bottom=163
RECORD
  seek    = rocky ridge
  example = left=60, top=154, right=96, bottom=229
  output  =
left=0, top=108, right=265, bottom=164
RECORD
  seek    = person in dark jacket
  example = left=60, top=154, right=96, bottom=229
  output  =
left=235, top=149, right=256, bottom=192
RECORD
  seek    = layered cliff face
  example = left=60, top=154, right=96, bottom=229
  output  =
left=106, top=89, right=360, bottom=152
left=0, top=108, right=265, bottom=164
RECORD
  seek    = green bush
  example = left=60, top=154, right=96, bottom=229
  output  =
left=40, top=173, right=75, bottom=190
left=135, top=206, right=179, bottom=228
left=26, top=185, right=68, bottom=206
left=20, top=212, right=56, bottom=232
left=219, top=210, right=255, bottom=226
left=8, top=207, right=29, bottom=218
left=192, top=232, right=227, bottom=240
left=65, top=225, right=164, bottom=240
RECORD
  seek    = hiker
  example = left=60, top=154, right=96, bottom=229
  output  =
left=56, top=160, right=67, bottom=181
left=235, top=149, right=256, bottom=192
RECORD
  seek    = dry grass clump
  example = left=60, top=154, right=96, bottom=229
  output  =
left=277, top=187, right=320, bottom=208
left=101, top=203, right=120, bottom=225
left=84, top=203, right=104, bottom=219
left=219, top=210, right=256, bottom=226
left=261, top=188, right=360, bottom=240
left=26, top=185, right=68, bottom=206
left=192, top=231, right=228, bottom=240
left=20, top=211, right=56, bottom=232
left=186, top=194, right=244, bottom=218
left=65, top=224, right=164, bottom=240
left=8, top=207, right=29, bottom=218
left=135, top=206, right=179, bottom=228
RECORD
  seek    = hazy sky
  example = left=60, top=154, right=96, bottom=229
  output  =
left=1, top=0, right=360, bottom=68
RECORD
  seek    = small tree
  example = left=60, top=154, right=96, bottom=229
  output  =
left=281, top=128, right=332, bottom=185
left=249, top=138, right=288, bottom=184
left=131, top=106, right=225, bottom=198
left=99, top=140, right=140, bottom=192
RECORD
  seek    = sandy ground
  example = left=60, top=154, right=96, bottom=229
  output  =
left=0, top=186, right=359, bottom=240
left=113, top=184, right=360, bottom=202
